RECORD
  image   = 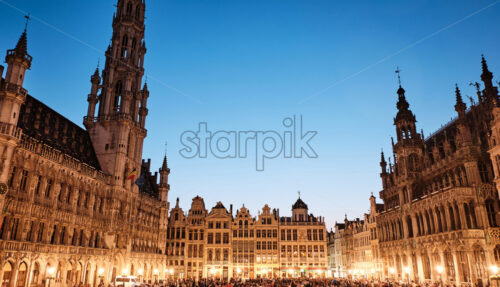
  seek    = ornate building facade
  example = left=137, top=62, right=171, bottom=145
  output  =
left=165, top=197, right=328, bottom=280
left=374, top=57, right=500, bottom=285
left=0, top=1, right=170, bottom=287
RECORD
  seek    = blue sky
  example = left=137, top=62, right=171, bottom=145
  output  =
left=0, top=0, right=499, bottom=229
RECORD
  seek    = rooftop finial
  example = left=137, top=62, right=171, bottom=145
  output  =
left=24, top=13, right=30, bottom=31
left=298, top=190, right=301, bottom=199
left=395, top=66, right=402, bottom=87
left=161, top=141, right=168, bottom=170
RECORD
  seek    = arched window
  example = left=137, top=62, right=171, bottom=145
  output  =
left=494, top=245, right=500, bottom=264
left=448, top=206, right=456, bottom=230
left=444, top=250, right=456, bottom=281
left=126, top=2, right=133, bottom=15
left=406, top=216, right=413, bottom=238
left=114, top=81, right=123, bottom=111
left=135, top=5, right=141, bottom=19
left=473, top=246, right=486, bottom=280
left=422, top=253, right=431, bottom=280
left=31, top=262, right=40, bottom=286
left=2, top=262, right=13, bottom=286
left=121, top=35, right=129, bottom=59
left=486, top=199, right=498, bottom=227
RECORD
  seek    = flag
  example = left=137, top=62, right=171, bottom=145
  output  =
left=126, top=168, right=137, bottom=180
left=135, top=174, right=144, bottom=188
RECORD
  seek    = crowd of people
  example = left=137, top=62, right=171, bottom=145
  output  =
left=108, top=278, right=481, bottom=287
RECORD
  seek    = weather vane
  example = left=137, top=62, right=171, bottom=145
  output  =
left=395, top=67, right=402, bottom=86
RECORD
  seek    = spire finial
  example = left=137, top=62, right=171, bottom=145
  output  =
left=298, top=190, right=301, bottom=199
left=395, top=66, right=402, bottom=87
left=24, top=13, right=30, bottom=31
left=161, top=141, right=168, bottom=170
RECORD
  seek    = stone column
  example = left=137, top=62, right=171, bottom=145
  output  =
left=9, top=261, right=19, bottom=287
left=439, top=251, right=447, bottom=284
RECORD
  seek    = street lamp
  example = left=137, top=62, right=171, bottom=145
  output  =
left=236, top=268, right=241, bottom=278
left=98, top=268, right=105, bottom=285
left=169, top=268, right=174, bottom=278
left=122, top=268, right=128, bottom=276
left=153, top=269, right=159, bottom=282
left=490, top=265, right=498, bottom=287
left=138, top=269, right=144, bottom=283
left=436, top=265, right=443, bottom=287
left=404, top=266, right=410, bottom=284
left=46, top=267, right=56, bottom=287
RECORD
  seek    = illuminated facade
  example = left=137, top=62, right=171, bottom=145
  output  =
left=0, top=1, right=170, bottom=287
left=165, top=197, right=328, bottom=280
left=375, top=58, right=500, bottom=285
left=335, top=59, right=500, bottom=285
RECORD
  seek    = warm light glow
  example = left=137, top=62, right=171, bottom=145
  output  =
left=237, top=268, right=241, bottom=274
left=138, top=269, right=143, bottom=276
left=209, top=268, right=215, bottom=274
left=491, top=265, right=499, bottom=274
left=47, top=267, right=56, bottom=277
left=153, top=269, right=159, bottom=275
left=389, top=267, right=395, bottom=274
left=370, top=268, right=375, bottom=274
left=436, top=265, right=443, bottom=274
left=122, top=268, right=127, bottom=275
left=164, top=269, right=168, bottom=274
left=98, top=268, right=105, bottom=276
left=404, top=266, right=410, bottom=274
left=288, top=269, right=293, bottom=274
left=169, top=269, right=174, bottom=275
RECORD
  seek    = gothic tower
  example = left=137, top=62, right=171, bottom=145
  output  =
left=392, top=82, right=425, bottom=207
left=84, top=0, right=148, bottom=191
left=0, top=26, right=32, bottom=210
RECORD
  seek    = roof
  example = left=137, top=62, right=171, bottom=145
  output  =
left=138, top=162, right=159, bottom=197
left=292, top=198, right=308, bottom=209
left=17, top=95, right=101, bottom=170
left=213, top=202, right=226, bottom=209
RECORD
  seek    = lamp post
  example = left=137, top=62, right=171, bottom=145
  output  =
left=404, top=266, right=410, bottom=284
left=153, top=269, right=159, bottom=283
left=46, top=267, right=56, bottom=287
left=436, top=265, right=443, bottom=287
left=98, top=268, right=105, bottom=286
left=138, top=269, right=144, bottom=283
left=389, top=267, right=395, bottom=281
left=490, top=265, right=498, bottom=287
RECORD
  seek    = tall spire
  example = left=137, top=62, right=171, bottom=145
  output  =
left=454, top=84, right=466, bottom=115
left=380, top=149, right=387, bottom=174
left=481, top=54, right=493, bottom=88
left=7, top=26, right=31, bottom=67
left=161, top=155, right=168, bottom=171
left=394, top=67, right=410, bottom=115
